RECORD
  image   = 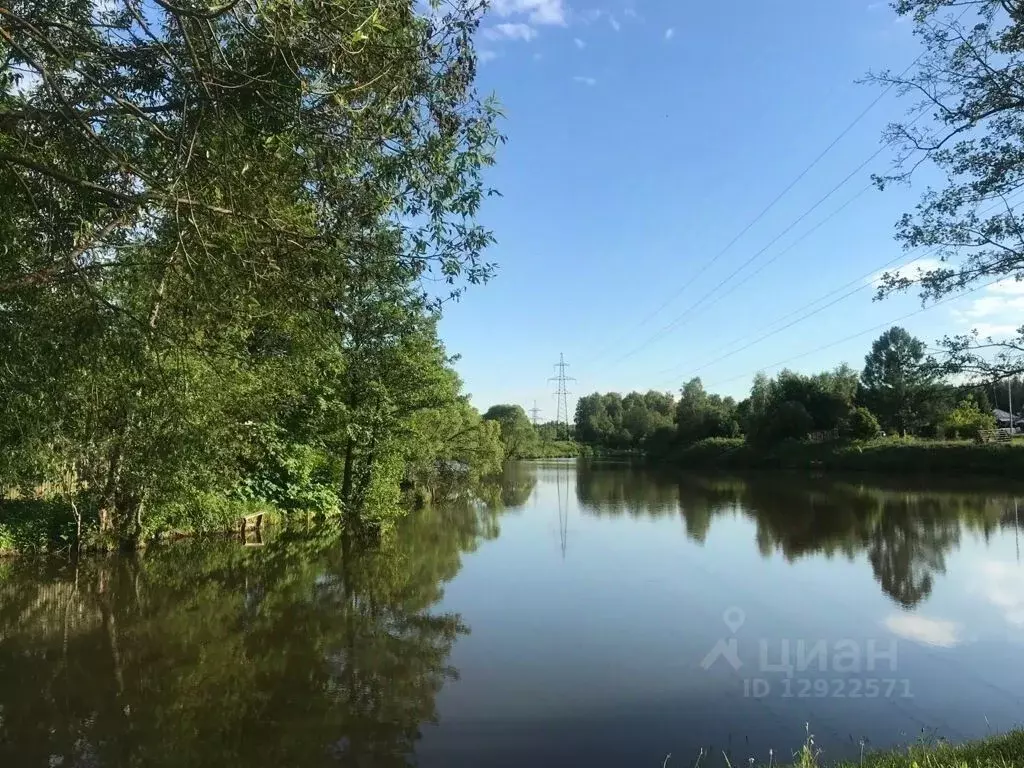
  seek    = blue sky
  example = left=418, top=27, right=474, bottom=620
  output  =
left=437, top=0, right=1023, bottom=416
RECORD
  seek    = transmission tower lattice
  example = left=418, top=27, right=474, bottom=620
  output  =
left=548, top=353, right=576, bottom=440
left=529, top=401, right=542, bottom=426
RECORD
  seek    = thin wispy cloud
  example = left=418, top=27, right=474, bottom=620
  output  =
left=950, top=279, right=1024, bottom=337
left=623, top=7, right=638, bottom=17
left=478, top=49, right=499, bottom=63
left=491, top=0, right=566, bottom=26
left=976, top=560, right=1024, bottom=628
left=572, top=75, right=597, bottom=86
left=664, top=27, right=675, bottom=40
left=867, top=257, right=942, bottom=290
left=884, top=614, right=961, bottom=648
left=609, top=16, right=621, bottom=31
left=574, top=37, right=586, bottom=48
left=483, top=22, right=538, bottom=41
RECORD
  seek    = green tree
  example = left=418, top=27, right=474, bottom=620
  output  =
left=482, top=405, right=538, bottom=461
left=675, top=378, right=739, bottom=445
left=0, top=0, right=503, bottom=546
left=861, top=327, right=936, bottom=436
left=869, top=1, right=1024, bottom=379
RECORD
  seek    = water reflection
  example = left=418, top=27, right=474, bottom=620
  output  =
left=577, top=463, right=1021, bottom=608
left=0, top=503, right=501, bottom=767
left=2, top=465, right=1023, bottom=768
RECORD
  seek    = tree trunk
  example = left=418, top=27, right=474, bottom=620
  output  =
left=341, top=438, right=355, bottom=511
left=98, top=449, right=121, bottom=538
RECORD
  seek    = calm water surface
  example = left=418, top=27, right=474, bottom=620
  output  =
left=1, top=461, right=1023, bottom=766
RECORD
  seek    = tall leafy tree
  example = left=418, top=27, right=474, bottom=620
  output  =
left=869, top=0, right=1024, bottom=378
left=861, top=327, right=936, bottom=435
left=0, top=0, right=503, bottom=546
left=482, top=405, right=537, bottom=461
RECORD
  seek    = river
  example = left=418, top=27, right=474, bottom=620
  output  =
left=1, top=460, right=1022, bottom=766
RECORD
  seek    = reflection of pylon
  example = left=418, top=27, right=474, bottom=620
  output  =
left=548, top=353, right=576, bottom=440
left=556, top=464, right=569, bottom=559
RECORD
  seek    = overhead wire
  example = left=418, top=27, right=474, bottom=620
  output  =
left=650, top=188, right=1024, bottom=389
left=576, top=43, right=936, bottom=373
left=702, top=278, right=1001, bottom=391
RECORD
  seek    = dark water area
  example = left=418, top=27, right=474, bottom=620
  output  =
left=1, top=461, right=1023, bottom=767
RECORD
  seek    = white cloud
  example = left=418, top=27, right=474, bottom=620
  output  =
left=609, top=16, right=621, bottom=31
left=867, top=1, right=888, bottom=10
left=956, top=295, right=1024, bottom=320
left=572, top=75, right=597, bottom=86
left=949, top=279, right=1024, bottom=337
left=478, top=49, right=499, bottom=63
left=483, top=22, right=538, bottom=41
left=987, top=279, right=1024, bottom=295
left=867, top=257, right=943, bottom=289
left=972, top=323, right=1022, bottom=338
left=665, top=27, right=675, bottom=40
left=884, top=614, right=962, bottom=648
left=490, top=0, right=566, bottom=25
left=976, top=560, right=1024, bottom=628
left=574, top=37, right=585, bottom=48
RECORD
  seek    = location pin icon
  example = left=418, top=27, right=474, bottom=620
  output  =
left=723, top=607, right=746, bottom=634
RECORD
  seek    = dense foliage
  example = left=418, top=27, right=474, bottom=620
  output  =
left=871, top=0, right=1024, bottom=380
left=576, top=327, right=1014, bottom=457
left=574, top=391, right=675, bottom=451
left=0, top=0, right=504, bottom=548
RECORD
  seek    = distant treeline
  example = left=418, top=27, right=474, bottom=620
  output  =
left=574, top=327, right=1021, bottom=458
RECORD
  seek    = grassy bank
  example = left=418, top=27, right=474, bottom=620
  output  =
left=0, top=495, right=279, bottom=555
left=797, top=730, right=1024, bottom=768
left=656, top=437, right=1024, bottom=477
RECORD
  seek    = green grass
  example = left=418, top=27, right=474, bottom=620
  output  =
left=705, top=727, right=1024, bottom=768
left=658, top=436, right=1024, bottom=478
left=818, top=729, right=1023, bottom=768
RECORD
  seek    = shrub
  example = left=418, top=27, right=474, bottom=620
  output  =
left=841, top=407, right=881, bottom=440
left=757, top=400, right=814, bottom=445
left=942, top=398, right=996, bottom=440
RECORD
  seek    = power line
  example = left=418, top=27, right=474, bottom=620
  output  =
left=578, top=46, right=934, bottom=371
left=703, top=278, right=999, bottom=392
left=594, top=178, right=882, bottom=371
left=652, top=188, right=1024, bottom=388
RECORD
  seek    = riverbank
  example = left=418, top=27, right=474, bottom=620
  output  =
left=811, top=729, right=1023, bottom=767
left=654, top=437, right=1024, bottom=477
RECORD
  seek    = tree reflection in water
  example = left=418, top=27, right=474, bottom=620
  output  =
left=0, top=500, right=505, bottom=767
left=576, top=462, right=1016, bottom=609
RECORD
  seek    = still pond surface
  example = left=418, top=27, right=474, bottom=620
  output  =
left=1, top=461, right=1023, bottom=767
